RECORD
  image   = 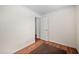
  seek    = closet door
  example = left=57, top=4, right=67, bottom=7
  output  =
left=40, top=16, right=49, bottom=41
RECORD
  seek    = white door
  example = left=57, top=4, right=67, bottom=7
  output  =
left=40, top=16, right=49, bottom=41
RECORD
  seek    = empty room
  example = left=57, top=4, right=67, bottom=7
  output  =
left=0, top=5, right=79, bottom=54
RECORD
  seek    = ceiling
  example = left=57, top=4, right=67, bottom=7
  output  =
left=25, top=5, right=72, bottom=15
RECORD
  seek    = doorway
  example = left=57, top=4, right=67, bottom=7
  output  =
left=35, top=16, right=49, bottom=42
left=35, top=17, right=40, bottom=42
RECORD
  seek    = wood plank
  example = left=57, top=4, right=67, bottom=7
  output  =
left=15, top=39, right=78, bottom=54
left=45, top=41, right=78, bottom=54
left=15, top=40, right=44, bottom=54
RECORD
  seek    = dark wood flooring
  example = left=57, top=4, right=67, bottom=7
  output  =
left=15, top=39, right=78, bottom=54
left=30, top=43, right=66, bottom=54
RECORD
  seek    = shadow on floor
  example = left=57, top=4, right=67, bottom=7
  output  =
left=30, top=43, right=66, bottom=54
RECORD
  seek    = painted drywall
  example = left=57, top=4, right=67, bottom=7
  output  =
left=76, top=6, right=79, bottom=52
left=41, top=6, right=76, bottom=48
left=0, top=6, right=39, bottom=54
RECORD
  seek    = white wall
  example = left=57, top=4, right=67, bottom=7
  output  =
left=0, top=6, right=38, bottom=54
left=76, top=6, right=79, bottom=52
left=41, top=6, right=76, bottom=48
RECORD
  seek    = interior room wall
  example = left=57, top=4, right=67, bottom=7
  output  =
left=40, top=6, right=76, bottom=48
left=76, top=6, right=79, bottom=52
left=0, top=6, right=39, bottom=53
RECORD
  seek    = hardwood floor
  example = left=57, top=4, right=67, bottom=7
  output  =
left=30, top=43, right=66, bottom=54
left=15, top=40, right=44, bottom=54
left=45, top=41, right=78, bottom=54
left=15, top=39, right=78, bottom=54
